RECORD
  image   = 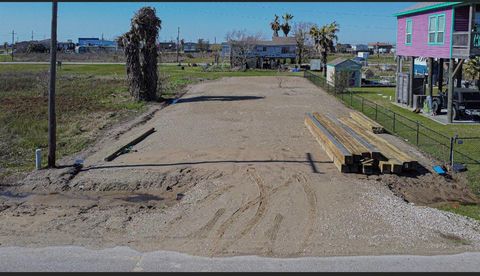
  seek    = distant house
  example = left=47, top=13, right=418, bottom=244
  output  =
left=76, top=37, right=117, bottom=53
left=58, top=40, right=75, bottom=52
left=183, top=42, right=198, bottom=53
left=158, top=41, right=177, bottom=51
left=368, top=42, right=394, bottom=54
left=336, top=43, right=352, bottom=53
left=352, top=44, right=369, bottom=53
left=326, top=58, right=362, bottom=87
left=229, top=36, right=297, bottom=69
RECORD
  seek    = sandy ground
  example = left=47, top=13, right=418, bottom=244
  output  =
left=1, top=76, right=479, bottom=258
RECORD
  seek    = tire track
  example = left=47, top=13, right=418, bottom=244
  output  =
left=189, top=208, right=226, bottom=239
left=297, top=172, right=318, bottom=253
left=195, top=185, right=234, bottom=205
left=264, top=213, right=284, bottom=255
left=210, top=167, right=267, bottom=255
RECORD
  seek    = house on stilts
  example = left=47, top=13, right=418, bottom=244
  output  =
left=395, top=1, right=480, bottom=122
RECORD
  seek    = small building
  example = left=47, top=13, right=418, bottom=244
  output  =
left=326, top=58, right=362, bottom=87
left=158, top=41, right=177, bottom=52
left=336, top=43, right=352, bottom=53
left=368, top=42, right=394, bottom=54
left=310, top=59, right=322, bottom=71
left=183, top=42, right=198, bottom=53
left=352, top=44, right=369, bottom=53
left=357, top=51, right=369, bottom=59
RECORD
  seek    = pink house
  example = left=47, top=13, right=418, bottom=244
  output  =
left=394, top=2, right=480, bottom=123
left=395, top=2, right=480, bottom=59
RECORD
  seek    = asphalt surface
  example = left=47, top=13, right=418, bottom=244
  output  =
left=0, top=246, right=479, bottom=272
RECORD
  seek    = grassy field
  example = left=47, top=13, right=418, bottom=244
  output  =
left=0, top=64, right=300, bottom=178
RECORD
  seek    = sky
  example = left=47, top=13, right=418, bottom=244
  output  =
left=0, top=2, right=414, bottom=45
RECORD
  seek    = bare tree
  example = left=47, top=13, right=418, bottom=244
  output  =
left=225, top=30, right=262, bottom=71
left=293, top=22, right=314, bottom=64
left=118, top=7, right=161, bottom=101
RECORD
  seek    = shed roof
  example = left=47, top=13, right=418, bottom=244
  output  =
left=394, top=2, right=461, bottom=17
left=327, top=58, right=362, bottom=68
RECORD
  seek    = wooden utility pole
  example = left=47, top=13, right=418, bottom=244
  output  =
left=11, top=30, right=16, bottom=61
left=48, top=1, right=58, bottom=168
left=176, top=27, right=180, bottom=65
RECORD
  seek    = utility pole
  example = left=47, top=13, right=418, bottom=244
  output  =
left=48, top=1, right=58, bottom=168
left=31, top=31, right=34, bottom=41
left=176, top=27, right=180, bottom=65
left=11, top=30, right=16, bottom=61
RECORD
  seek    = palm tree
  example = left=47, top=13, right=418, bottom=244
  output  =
left=270, top=15, right=281, bottom=37
left=310, top=21, right=339, bottom=77
left=464, top=57, right=480, bottom=88
left=119, top=6, right=161, bottom=101
left=281, top=13, right=294, bottom=37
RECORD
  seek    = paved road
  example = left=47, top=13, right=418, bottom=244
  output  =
left=0, top=246, right=479, bottom=272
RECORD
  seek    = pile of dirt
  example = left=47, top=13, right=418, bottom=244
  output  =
left=376, top=173, right=478, bottom=206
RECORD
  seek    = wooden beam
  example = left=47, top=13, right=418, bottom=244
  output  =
left=447, top=59, right=454, bottom=123
left=104, top=128, right=156, bottom=162
left=349, top=111, right=384, bottom=134
left=438, top=58, right=444, bottom=92
left=313, top=112, right=370, bottom=161
left=305, top=114, right=354, bottom=167
left=409, top=56, right=415, bottom=107
left=428, top=57, right=434, bottom=98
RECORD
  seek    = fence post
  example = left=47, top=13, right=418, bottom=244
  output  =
left=375, top=103, right=378, bottom=121
left=416, top=121, right=420, bottom=145
left=361, top=97, right=364, bottom=112
left=393, top=112, right=396, bottom=132
left=449, top=136, right=454, bottom=167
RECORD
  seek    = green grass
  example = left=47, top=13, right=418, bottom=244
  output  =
left=0, top=63, right=300, bottom=178
left=438, top=204, right=480, bottom=221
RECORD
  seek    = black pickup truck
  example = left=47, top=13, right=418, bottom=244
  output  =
left=431, top=88, right=480, bottom=120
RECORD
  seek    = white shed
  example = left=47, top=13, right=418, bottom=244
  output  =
left=326, top=58, right=362, bottom=87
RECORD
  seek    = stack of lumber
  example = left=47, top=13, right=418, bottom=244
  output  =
left=349, top=111, right=384, bottom=134
left=305, top=112, right=418, bottom=175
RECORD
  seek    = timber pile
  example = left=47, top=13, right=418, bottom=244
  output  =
left=305, top=112, right=418, bottom=175
left=349, top=111, right=385, bottom=134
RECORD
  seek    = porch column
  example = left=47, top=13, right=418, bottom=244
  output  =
left=428, top=57, right=434, bottom=98
left=456, top=61, right=463, bottom=88
left=447, top=58, right=454, bottom=123
left=408, top=56, right=415, bottom=107
left=438, top=58, right=444, bottom=92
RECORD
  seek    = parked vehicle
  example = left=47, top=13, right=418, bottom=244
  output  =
left=431, top=89, right=480, bottom=120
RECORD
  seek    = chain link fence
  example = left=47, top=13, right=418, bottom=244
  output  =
left=304, top=70, right=480, bottom=168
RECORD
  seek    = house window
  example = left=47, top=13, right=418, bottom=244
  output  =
left=405, top=19, right=413, bottom=45
left=281, top=47, right=289, bottom=54
left=263, top=47, right=267, bottom=51
left=428, top=14, right=445, bottom=44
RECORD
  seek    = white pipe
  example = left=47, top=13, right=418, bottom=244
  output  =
left=35, top=149, right=42, bottom=170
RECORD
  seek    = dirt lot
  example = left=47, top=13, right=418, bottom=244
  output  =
left=1, top=76, right=480, bottom=257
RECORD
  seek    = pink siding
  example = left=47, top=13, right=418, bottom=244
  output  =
left=396, top=7, right=453, bottom=58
